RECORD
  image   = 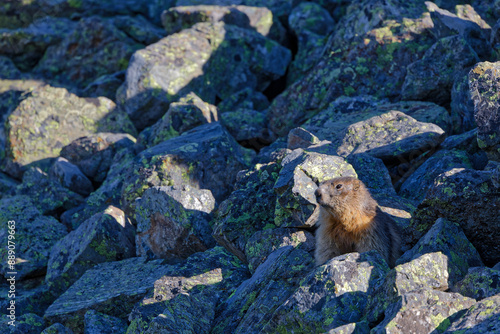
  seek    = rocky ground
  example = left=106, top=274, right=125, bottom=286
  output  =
left=0, top=0, right=500, bottom=333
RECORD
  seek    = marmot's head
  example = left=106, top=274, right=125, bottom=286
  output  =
left=315, top=177, right=375, bottom=219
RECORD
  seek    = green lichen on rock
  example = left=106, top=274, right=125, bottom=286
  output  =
left=453, top=267, right=500, bottom=300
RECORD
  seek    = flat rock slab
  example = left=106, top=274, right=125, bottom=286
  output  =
left=118, top=21, right=291, bottom=129
left=4, top=85, right=135, bottom=178
left=0, top=196, right=67, bottom=279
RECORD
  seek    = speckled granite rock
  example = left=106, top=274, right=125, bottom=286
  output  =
left=409, top=168, right=500, bottom=266
left=212, top=162, right=280, bottom=262
left=453, top=266, right=500, bottom=300
left=469, top=61, right=500, bottom=161
left=46, top=206, right=135, bottom=293
left=118, top=21, right=291, bottom=129
left=272, top=148, right=356, bottom=227
left=138, top=93, right=218, bottom=148
left=133, top=185, right=215, bottom=260
left=444, top=295, right=500, bottom=333
left=4, top=85, right=135, bottom=179
left=0, top=195, right=66, bottom=279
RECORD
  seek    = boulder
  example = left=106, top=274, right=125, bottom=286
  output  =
left=399, top=218, right=483, bottom=285
left=469, top=61, right=500, bottom=161
left=220, top=108, right=273, bottom=149
left=80, top=71, right=126, bottom=101
left=134, top=185, right=215, bottom=260
left=217, top=87, right=269, bottom=113
left=121, top=122, right=251, bottom=212
left=0, top=172, right=17, bottom=199
left=0, top=196, right=66, bottom=280
left=410, top=168, right=500, bottom=266
left=453, top=266, right=500, bottom=300
left=34, top=16, right=141, bottom=88
left=84, top=310, right=127, bottom=334
left=451, top=71, right=476, bottom=133
left=4, top=85, right=135, bottom=179
left=110, top=15, right=165, bottom=45
left=444, top=295, right=500, bottom=333
left=118, top=21, right=291, bottom=129
left=46, top=206, right=135, bottom=293
left=0, top=17, right=76, bottom=71
left=60, top=133, right=136, bottom=183
left=212, top=246, right=314, bottom=334
left=138, top=93, right=218, bottom=148
left=15, top=167, right=84, bottom=215
left=49, top=157, right=94, bottom=196
left=212, top=162, right=279, bottom=262
left=1, top=313, right=45, bottom=334
left=41, top=323, right=74, bottom=334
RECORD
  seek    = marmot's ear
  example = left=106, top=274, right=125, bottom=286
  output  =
left=353, top=179, right=360, bottom=191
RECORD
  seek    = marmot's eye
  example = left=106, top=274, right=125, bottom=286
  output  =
left=336, top=184, right=342, bottom=189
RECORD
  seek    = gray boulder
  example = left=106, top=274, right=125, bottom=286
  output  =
left=134, top=185, right=215, bottom=260
left=41, top=323, right=74, bottom=334
left=0, top=196, right=67, bottom=279
left=220, top=108, right=273, bottom=148
left=444, top=295, right=500, bottom=333
left=84, top=310, right=127, bottom=334
left=217, top=87, right=269, bottom=112
left=453, top=266, right=500, bottom=300
left=49, top=157, right=94, bottom=197
left=46, top=206, right=135, bottom=293
left=118, top=21, right=291, bottom=129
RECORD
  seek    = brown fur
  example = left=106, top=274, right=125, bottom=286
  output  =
left=314, top=177, right=401, bottom=267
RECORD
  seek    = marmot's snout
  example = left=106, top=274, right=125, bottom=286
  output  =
left=315, top=186, right=327, bottom=205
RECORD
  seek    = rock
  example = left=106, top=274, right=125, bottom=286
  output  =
left=267, top=1, right=435, bottom=137
left=441, top=129, right=478, bottom=152
left=143, top=291, right=216, bottom=334
left=15, top=167, right=84, bottom=215
left=212, top=162, right=280, bottom=262
left=0, top=279, right=57, bottom=318
left=469, top=61, right=500, bottom=161
left=80, top=71, right=126, bottom=101
left=367, top=252, right=451, bottom=323
left=451, top=71, right=476, bottom=133
left=410, top=168, right=500, bottom=266
left=261, top=251, right=389, bottom=333
left=0, top=17, right=76, bottom=71
left=4, top=85, right=135, bottom=179
left=46, top=206, right=135, bottom=293
left=371, top=289, right=475, bottom=334
left=217, top=87, right=269, bottom=112
left=244, top=228, right=315, bottom=274
left=61, top=145, right=138, bottom=229
left=34, top=16, right=141, bottom=88
left=398, top=150, right=473, bottom=203
left=138, top=93, right=218, bottom=148
left=49, top=157, right=94, bottom=196
left=334, top=111, right=445, bottom=165
left=125, top=247, right=249, bottom=333
left=0, top=56, right=22, bottom=79
left=286, top=2, right=334, bottom=85
left=0, top=196, right=66, bottom=280
left=287, top=127, right=321, bottom=150
left=0, top=172, right=18, bottom=199
left=111, top=15, right=165, bottom=45
left=1, top=313, right=45, bottom=334
left=444, top=295, right=500, bottom=333
left=84, top=310, right=127, bottom=334
left=134, top=185, right=215, bottom=260
left=399, top=218, right=483, bottom=285
left=453, top=266, right=500, bottom=300
left=324, top=322, right=370, bottom=334
left=121, top=123, right=251, bottom=212
left=220, top=109, right=273, bottom=148
left=41, top=323, right=74, bottom=334
left=162, top=5, right=286, bottom=45
left=60, top=133, right=136, bottom=183
left=402, top=35, right=478, bottom=105
left=426, top=2, right=492, bottom=59
left=118, top=21, right=291, bottom=130
left=212, top=246, right=314, bottom=334
left=273, top=149, right=356, bottom=227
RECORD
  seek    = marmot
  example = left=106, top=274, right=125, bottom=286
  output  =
left=314, top=176, right=401, bottom=267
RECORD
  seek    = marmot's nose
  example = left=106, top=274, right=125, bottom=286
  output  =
left=315, top=187, right=323, bottom=202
